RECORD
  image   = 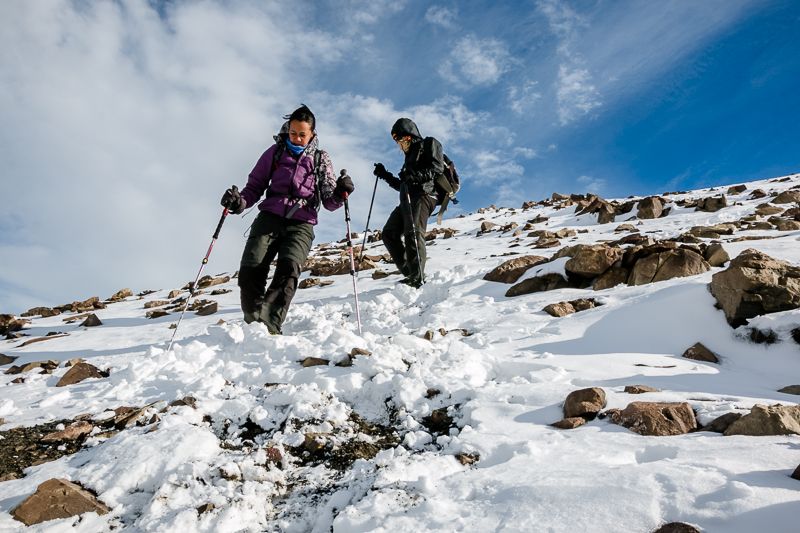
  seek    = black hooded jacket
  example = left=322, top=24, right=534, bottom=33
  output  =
left=384, top=118, right=444, bottom=198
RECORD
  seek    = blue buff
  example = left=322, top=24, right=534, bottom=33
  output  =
left=285, top=138, right=306, bottom=155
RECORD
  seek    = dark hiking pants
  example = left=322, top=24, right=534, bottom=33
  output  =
left=238, top=211, right=314, bottom=333
left=382, top=193, right=436, bottom=283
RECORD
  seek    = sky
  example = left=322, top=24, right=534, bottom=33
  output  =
left=1, top=0, right=799, bottom=314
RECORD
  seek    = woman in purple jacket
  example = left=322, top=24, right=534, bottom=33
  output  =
left=220, top=105, right=354, bottom=334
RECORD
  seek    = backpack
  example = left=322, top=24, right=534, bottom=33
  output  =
left=267, top=140, right=326, bottom=214
left=433, top=153, right=460, bottom=224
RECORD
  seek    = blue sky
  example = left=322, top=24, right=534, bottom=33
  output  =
left=1, top=0, right=798, bottom=313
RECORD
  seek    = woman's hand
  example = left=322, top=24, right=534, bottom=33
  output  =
left=334, top=174, right=355, bottom=199
left=221, top=185, right=246, bottom=214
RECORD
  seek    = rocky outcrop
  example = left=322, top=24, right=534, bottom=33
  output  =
left=727, top=184, right=747, bottom=195
left=682, top=342, right=719, bottom=363
left=565, top=245, right=623, bottom=278
left=577, top=196, right=616, bottom=224
left=483, top=255, right=549, bottom=283
left=723, top=404, right=800, bottom=436
left=610, top=402, right=697, bottom=436
left=563, top=388, right=606, bottom=420
left=11, top=478, right=110, bottom=526
left=56, top=297, right=106, bottom=314
left=709, top=249, right=800, bottom=327
left=636, top=197, right=664, bottom=219
left=106, top=288, right=133, bottom=302
left=628, top=248, right=709, bottom=286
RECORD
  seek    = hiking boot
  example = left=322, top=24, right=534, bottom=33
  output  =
left=399, top=276, right=423, bottom=289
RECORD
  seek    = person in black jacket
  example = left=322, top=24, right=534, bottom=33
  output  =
left=373, top=118, right=444, bottom=288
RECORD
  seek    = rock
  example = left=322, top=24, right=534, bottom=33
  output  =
left=195, top=302, right=218, bottom=316
left=479, top=221, right=498, bottom=233
left=563, top=388, right=606, bottom=419
left=422, top=408, right=454, bottom=434
left=773, top=190, right=800, bottom=204
left=144, top=300, right=169, bottom=309
left=506, top=273, right=571, bottom=297
left=724, top=404, right=800, bottom=436
left=532, top=237, right=561, bottom=248
left=610, top=402, right=697, bottom=436
left=726, top=184, right=747, bottom=195
left=16, top=333, right=69, bottom=348
left=628, top=248, right=709, bottom=286
left=637, top=197, right=663, bottom=219
left=169, top=396, right=198, bottom=409
left=778, top=385, right=800, bottom=395
left=0, top=353, right=18, bottom=365
left=483, top=255, right=549, bottom=283
left=565, top=245, right=623, bottom=278
left=196, top=503, right=216, bottom=515
left=653, top=523, right=701, bottom=533
left=695, top=195, right=727, bottom=212
left=555, top=228, right=577, bottom=239
left=552, top=192, right=569, bottom=201
left=301, top=357, right=329, bottom=367
left=754, top=203, right=784, bottom=217
left=455, top=453, right=480, bottom=465
left=543, top=298, right=599, bottom=317
left=168, top=289, right=183, bottom=299
left=21, top=307, right=61, bottom=318
left=300, top=277, right=322, bottom=289
left=771, top=217, right=800, bottom=231
left=210, top=288, right=232, bottom=296
left=41, top=421, right=94, bottom=442
left=56, top=362, right=107, bottom=387
left=592, top=266, right=630, bottom=290
left=0, top=314, right=29, bottom=335
left=624, top=385, right=660, bottom=394
left=56, top=296, right=105, bottom=314
left=107, top=288, right=133, bottom=302
left=5, top=360, right=59, bottom=375
left=682, top=342, right=719, bottom=363
left=197, top=274, right=231, bottom=289
left=371, top=270, right=391, bottom=280
left=146, top=309, right=169, bottom=319
left=704, top=243, right=730, bottom=267
left=709, top=249, right=800, bottom=327
left=551, top=417, right=586, bottom=430
left=792, top=465, right=800, bottom=481
left=501, top=222, right=519, bottom=232
left=11, top=478, right=110, bottom=526
left=79, top=314, right=102, bottom=327
left=614, top=223, right=638, bottom=233
left=749, top=189, right=767, bottom=200
left=703, top=412, right=742, bottom=433
left=579, top=197, right=616, bottom=224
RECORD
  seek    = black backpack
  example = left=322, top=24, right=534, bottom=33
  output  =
left=433, top=153, right=460, bottom=224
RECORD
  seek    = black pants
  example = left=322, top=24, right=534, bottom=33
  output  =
left=238, top=211, right=314, bottom=334
left=382, top=193, right=436, bottom=282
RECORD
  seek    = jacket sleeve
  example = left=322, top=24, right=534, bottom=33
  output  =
left=383, top=172, right=402, bottom=192
left=402, top=137, right=444, bottom=185
left=240, top=144, right=277, bottom=208
left=319, top=150, right=344, bottom=212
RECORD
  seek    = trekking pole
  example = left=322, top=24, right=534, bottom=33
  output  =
left=341, top=170, right=363, bottom=335
left=357, top=174, right=380, bottom=266
left=167, top=207, right=229, bottom=352
left=404, top=186, right=424, bottom=285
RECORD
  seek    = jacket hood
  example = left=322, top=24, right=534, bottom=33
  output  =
left=391, top=118, right=422, bottom=140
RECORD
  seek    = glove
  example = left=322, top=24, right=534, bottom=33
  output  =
left=221, top=185, right=246, bottom=214
left=398, top=169, right=411, bottom=183
left=373, top=163, right=391, bottom=181
left=334, top=174, right=355, bottom=199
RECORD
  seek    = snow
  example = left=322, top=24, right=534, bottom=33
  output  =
left=1, top=174, right=799, bottom=531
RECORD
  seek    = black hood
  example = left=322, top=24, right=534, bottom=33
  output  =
left=391, top=118, right=422, bottom=140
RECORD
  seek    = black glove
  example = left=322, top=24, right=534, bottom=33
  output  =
left=373, top=163, right=391, bottom=181
left=398, top=169, right=411, bottom=183
left=221, top=185, right=246, bottom=214
left=334, top=174, right=355, bottom=199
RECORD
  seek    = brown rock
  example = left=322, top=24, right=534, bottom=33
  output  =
left=551, top=417, right=586, bottom=430
left=5, top=360, right=59, bottom=375
left=16, top=333, right=69, bottom=348
left=593, top=266, right=630, bottom=290
left=0, top=314, right=29, bottom=335
left=703, top=412, right=742, bottom=433
left=107, top=288, right=133, bottom=302
left=555, top=228, right=577, bottom=239
left=682, top=342, right=719, bottom=363
left=726, top=184, right=747, bottom=195
left=773, top=190, right=800, bottom=204
left=483, top=255, right=549, bottom=283
left=41, top=421, right=94, bottom=442
left=168, top=289, right=183, bottom=299
left=11, top=478, right=110, bottom=526
left=506, top=273, right=571, bottom=297
left=565, top=245, right=623, bottom=278
left=628, top=249, right=709, bottom=286
left=1, top=353, right=18, bottom=365
left=146, top=309, right=169, bottom=319
left=724, top=404, right=800, bottom=436
left=543, top=298, right=599, bottom=317
left=455, top=453, right=480, bottom=465
left=771, top=217, right=800, bottom=231
left=704, top=243, right=730, bottom=267
left=778, top=385, right=800, bottom=395
left=653, top=523, right=701, bottom=533
left=614, top=223, right=638, bottom=233
left=695, top=195, right=727, bottom=212
left=480, top=221, right=498, bottom=233
left=610, top=402, right=697, bottom=436
left=624, top=385, right=660, bottom=394
left=637, top=197, right=663, bottom=219
left=56, top=362, right=107, bottom=387
left=792, top=465, right=800, bottom=481
left=709, top=248, right=800, bottom=327
left=197, top=275, right=231, bottom=289
left=301, top=357, right=329, bottom=367
left=21, top=307, right=61, bottom=318
left=749, top=189, right=767, bottom=200
left=144, top=300, right=169, bottom=309
left=754, top=203, right=784, bottom=217
left=563, top=388, right=606, bottom=419
left=195, top=302, right=218, bottom=316
left=79, top=314, right=103, bottom=327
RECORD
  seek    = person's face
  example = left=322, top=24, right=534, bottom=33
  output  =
left=394, top=135, right=412, bottom=153
left=289, top=120, right=314, bottom=146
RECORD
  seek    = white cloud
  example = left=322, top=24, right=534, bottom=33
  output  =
left=439, top=36, right=512, bottom=88
left=425, top=6, right=458, bottom=29
left=577, top=175, right=607, bottom=195
left=513, top=147, right=539, bottom=159
left=473, top=151, right=525, bottom=182
left=508, top=80, right=542, bottom=114
left=556, top=66, right=601, bottom=125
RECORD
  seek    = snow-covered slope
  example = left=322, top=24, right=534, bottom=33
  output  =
left=1, top=174, right=799, bottom=532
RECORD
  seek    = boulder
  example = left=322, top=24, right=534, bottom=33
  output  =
left=144, top=300, right=169, bottom=309
left=628, top=249, right=709, bottom=286
left=41, top=421, right=94, bottom=442
left=624, top=385, right=660, bottom=394
left=653, top=523, right=701, bottom=533
left=563, top=387, right=606, bottom=419
left=682, top=342, right=719, bottom=363
left=770, top=217, right=800, bottom=231
left=543, top=298, right=599, bottom=317
left=792, top=465, right=800, bottom=481
left=578, top=197, right=616, bottom=224
left=79, top=314, right=102, bottom=327
left=195, top=302, right=218, bottom=316
left=726, top=184, right=747, bottom=195
left=21, top=307, right=61, bottom=318
left=5, top=360, right=59, bottom=375
left=778, top=385, right=800, bottom=395
left=704, top=243, right=730, bottom=267
left=301, top=357, right=329, bottom=367
left=483, top=255, right=549, bottom=283
left=146, top=309, right=169, bottom=319
left=637, top=197, right=663, bottom=219
left=56, top=362, right=107, bottom=387
left=695, top=195, right=727, bottom=212
left=197, top=275, right=231, bottom=289
left=773, top=190, right=800, bottom=204
left=610, top=402, right=697, bottom=436
left=506, top=273, right=571, bottom=297
left=754, top=203, right=784, bottom=217
left=107, top=288, right=133, bottom=302
left=564, top=245, right=623, bottom=278
left=479, top=221, right=498, bottom=233
left=703, top=412, right=742, bottom=433
left=724, top=404, right=800, bottom=436
left=1, top=353, right=18, bottom=365
left=592, top=266, right=630, bottom=290
left=0, top=314, right=29, bottom=335
left=11, top=478, right=110, bottom=526
left=748, top=189, right=767, bottom=200
left=167, top=289, right=183, bottom=299
left=551, top=417, right=586, bottom=430
left=614, top=223, right=638, bottom=233
left=709, top=249, right=800, bottom=327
